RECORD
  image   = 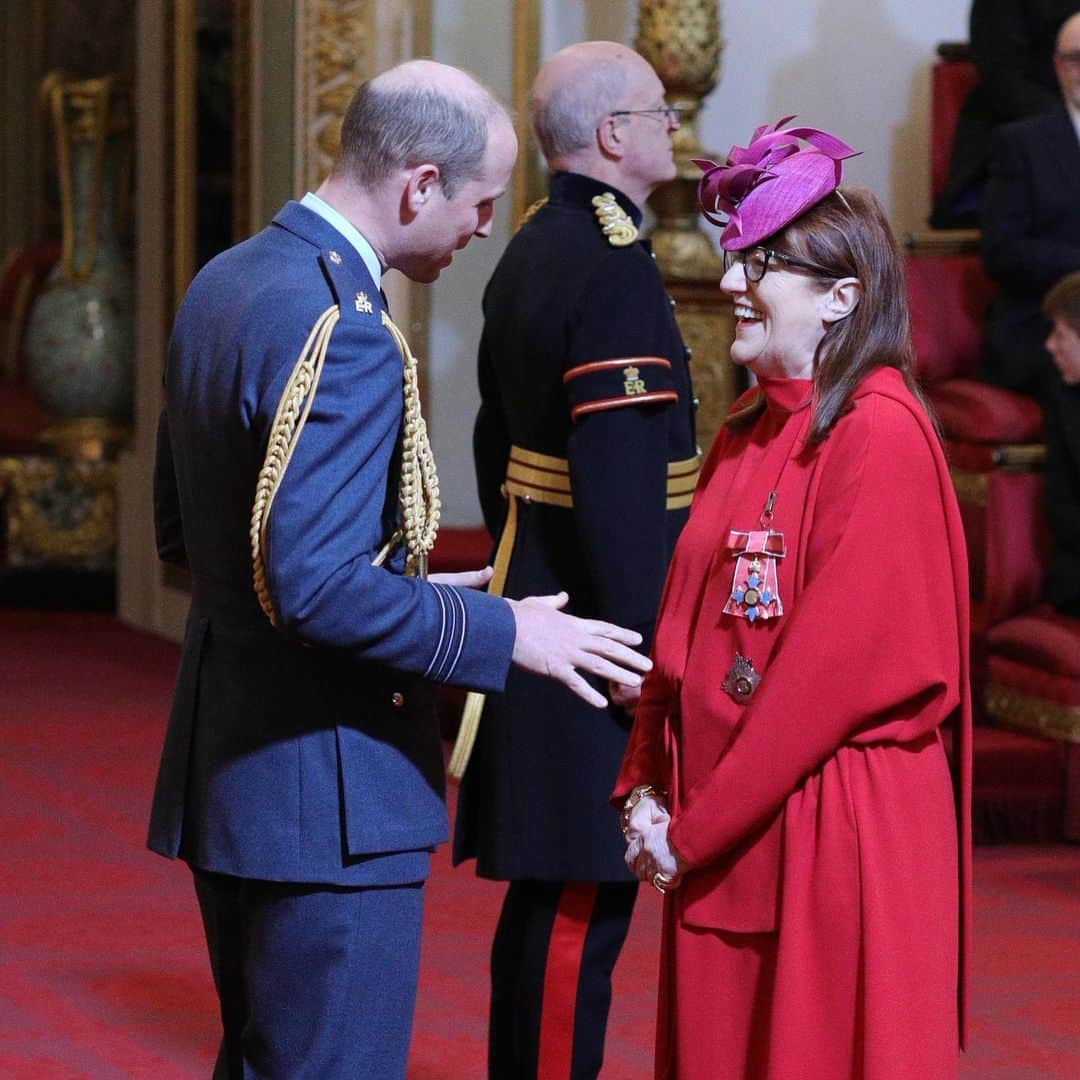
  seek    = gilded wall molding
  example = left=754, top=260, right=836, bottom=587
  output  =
left=295, top=0, right=376, bottom=192
left=987, top=682, right=1080, bottom=744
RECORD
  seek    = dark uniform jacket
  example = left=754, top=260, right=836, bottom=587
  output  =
left=148, top=201, right=516, bottom=888
left=453, top=172, right=697, bottom=881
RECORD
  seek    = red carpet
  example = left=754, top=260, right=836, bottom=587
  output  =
left=1, top=612, right=1078, bottom=1078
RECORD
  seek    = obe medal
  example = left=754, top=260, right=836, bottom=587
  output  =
left=724, top=528, right=785, bottom=623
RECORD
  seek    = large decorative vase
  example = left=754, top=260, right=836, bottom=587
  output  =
left=24, top=73, right=134, bottom=460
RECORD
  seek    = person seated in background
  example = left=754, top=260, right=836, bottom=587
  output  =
left=931, top=0, right=1077, bottom=228
left=1042, top=271, right=1080, bottom=616
left=980, top=10, right=1080, bottom=397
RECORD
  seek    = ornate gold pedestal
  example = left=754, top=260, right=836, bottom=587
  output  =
left=0, top=455, right=117, bottom=567
left=636, top=0, right=741, bottom=453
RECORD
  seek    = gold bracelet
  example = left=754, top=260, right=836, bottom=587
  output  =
left=620, top=784, right=667, bottom=836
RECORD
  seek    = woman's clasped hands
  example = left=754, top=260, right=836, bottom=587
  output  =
left=621, top=787, right=687, bottom=895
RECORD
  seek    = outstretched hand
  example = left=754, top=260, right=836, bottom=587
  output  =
left=508, top=592, right=651, bottom=708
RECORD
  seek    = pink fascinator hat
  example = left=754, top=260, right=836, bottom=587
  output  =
left=694, top=116, right=860, bottom=251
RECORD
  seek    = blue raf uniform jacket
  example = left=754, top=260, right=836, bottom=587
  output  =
left=453, top=172, right=698, bottom=881
left=148, top=201, right=516, bottom=887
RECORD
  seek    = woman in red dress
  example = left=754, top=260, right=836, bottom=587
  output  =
left=614, top=119, right=971, bottom=1079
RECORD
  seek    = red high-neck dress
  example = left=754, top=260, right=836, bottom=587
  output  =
left=615, top=367, right=972, bottom=1079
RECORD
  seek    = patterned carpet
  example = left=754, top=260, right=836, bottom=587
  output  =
left=1, top=612, right=1077, bottom=1078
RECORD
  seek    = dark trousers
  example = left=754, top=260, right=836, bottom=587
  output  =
left=192, top=868, right=424, bottom=1079
left=488, top=879, right=637, bottom=1080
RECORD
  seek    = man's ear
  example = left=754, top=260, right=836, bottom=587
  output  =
left=821, top=277, right=861, bottom=323
left=404, top=163, right=441, bottom=216
left=596, top=115, right=625, bottom=161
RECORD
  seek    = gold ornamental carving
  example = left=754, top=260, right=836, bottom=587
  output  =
left=297, top=0, right=376, bottom=191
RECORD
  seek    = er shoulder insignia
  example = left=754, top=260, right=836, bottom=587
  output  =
left=592, top=192, right=638, bottom=247
left=355, top=291, right=374, bottom=314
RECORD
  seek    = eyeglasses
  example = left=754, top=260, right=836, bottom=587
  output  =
left=723, top=246, right=840, bottom=283
left=609, top=106, right=682, bottom=126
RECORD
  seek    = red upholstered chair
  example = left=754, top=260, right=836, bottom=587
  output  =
left=0, top=244, right=59, bottom=453
left=930, top=53, right=977, bottom=204
left=905, top=245, right=1045, bottom=703
left=976, top=471, right=1080, bottom=841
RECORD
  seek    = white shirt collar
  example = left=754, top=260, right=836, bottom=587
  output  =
left=300, top=192, right=382, bottom=289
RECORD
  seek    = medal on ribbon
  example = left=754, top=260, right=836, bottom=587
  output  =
left=724, top=492, right=786, bottom=623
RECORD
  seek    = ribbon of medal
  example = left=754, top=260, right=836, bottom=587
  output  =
left=723, top=491, right=786, bottom=623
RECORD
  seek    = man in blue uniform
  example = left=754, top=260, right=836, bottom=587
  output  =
left=149, top=59, right=652, bottom=1080
left=452, top=42, right=698, bottom=1080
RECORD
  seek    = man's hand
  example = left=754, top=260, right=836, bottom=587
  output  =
left=508, top=592, right=651, bottom=708
left=429, top=566, right=495, bottom=589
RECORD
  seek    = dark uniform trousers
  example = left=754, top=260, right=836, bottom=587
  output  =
left=489, top=881, right=637, bottom=1080
left=454, top=172, right=697, bottom=1080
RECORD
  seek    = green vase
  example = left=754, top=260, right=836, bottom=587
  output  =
left=24, top=75, right=134, bottom=454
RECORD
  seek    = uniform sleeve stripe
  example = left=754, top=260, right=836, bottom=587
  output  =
left=562, top=356, right=670, bottom=383
left=424, top=584, right=449, bottom=678
left=443, top=587, right=467, bottom=682
left=569, top=390, right=678, bottom=421
left=427, top=583, right=468, bottom=682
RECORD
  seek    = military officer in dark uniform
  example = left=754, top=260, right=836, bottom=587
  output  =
left=148, top=59, right=652, bottom=1080
left=452, top=41, right=698, bottom=1080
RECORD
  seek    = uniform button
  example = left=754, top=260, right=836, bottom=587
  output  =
left=692, top=396, right=700, bottom=409
left=521, top=493, right=532, bottom=504
left=668, top=297, right=677, bottom=309
left=500, top=483, right=508, bottom=500
left=684, top=346, right=693, bottom=360
left=391, top=692, right=405, bottom=707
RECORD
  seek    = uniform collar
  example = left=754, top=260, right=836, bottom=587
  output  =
left=272, top=201, right=381, bottom=292
left=300, top=192, right=382, bottom=289
left=548, top=172, right=644, bottom=227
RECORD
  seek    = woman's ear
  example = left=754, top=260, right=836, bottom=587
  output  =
left=821, top=277, right=861, bottom=323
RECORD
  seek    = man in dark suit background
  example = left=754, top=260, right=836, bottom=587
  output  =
left=931, top=0, right=1076, bottom=228
left=981, top=11, right=1080, bottom=615
left=149, top=59, right=652, bottom=1080
left=981, top=9, right=1080, bottom=392
left=452, top=41, right=697, bottom=1079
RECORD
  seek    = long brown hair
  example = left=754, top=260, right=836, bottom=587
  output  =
left=770, top=187, right=927, bottom=442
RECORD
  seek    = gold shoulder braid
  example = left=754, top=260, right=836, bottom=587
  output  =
left=251, top=305, right=339, bottom=623
left=382, top=311, right=441, bottom=577
left=250, top=307, right=441, bottom=625
left=592, top=192, right=638, bottom=247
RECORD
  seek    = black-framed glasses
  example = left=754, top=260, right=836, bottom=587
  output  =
left=723, top=246, right=840, bottom=283
left=609, top=106, right=682, bottom=125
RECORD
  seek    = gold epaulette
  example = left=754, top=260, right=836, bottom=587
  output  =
left=592, top=192, right=638, bottom=247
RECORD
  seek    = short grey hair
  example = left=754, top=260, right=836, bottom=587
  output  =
left=336, top=79, right=502, bottom=198
left=530, top=59, right=628, bottom=161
